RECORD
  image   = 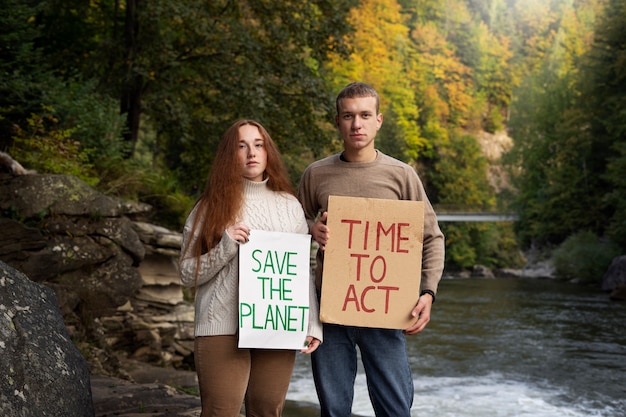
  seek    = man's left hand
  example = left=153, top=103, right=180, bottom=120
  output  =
left=403, top=293, right=433, bottom=335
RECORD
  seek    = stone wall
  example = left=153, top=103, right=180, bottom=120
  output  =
left=102, top=222, right=195, bottom=370
left=0, top=173, right=195, bottom=375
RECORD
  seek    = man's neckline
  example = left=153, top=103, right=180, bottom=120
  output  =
left=340, top=150, right=378, bottom=163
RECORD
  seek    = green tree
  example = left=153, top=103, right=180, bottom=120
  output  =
left=507, top=68, right=597, bottom=245
left=581, top=0, right=626, bottom=248
left=5, top=0, right=356, bottom=194
left=130, top=0, right=358, bottom=192
left=0, top=0, right=125, bottom=170
left=506, top=0, right=612, bottom=247
left=0, top=0, right=51, bottom=150
left=429, top=131, right=521, bottom=269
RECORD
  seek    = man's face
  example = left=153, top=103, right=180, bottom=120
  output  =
left=335, top=96, right=383, bottom=153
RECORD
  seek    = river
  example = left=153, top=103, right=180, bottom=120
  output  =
left=285, top=277, right=626, bottom=417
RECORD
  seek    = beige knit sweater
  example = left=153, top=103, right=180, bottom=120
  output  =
left=180, top=179, right=323, bottom=342
left=298, top=151, right=445, bottom=296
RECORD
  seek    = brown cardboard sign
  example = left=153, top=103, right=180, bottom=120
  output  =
left=320, top=196, right=424, bottom=329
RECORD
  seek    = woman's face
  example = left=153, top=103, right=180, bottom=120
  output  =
left=237, top=124, right=268, bottom=182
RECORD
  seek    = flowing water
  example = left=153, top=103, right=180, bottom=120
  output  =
left=286, top=277, right=626, bottom=416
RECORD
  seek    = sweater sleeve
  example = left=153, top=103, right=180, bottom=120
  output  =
left=307, top=272, right=323, bottom=341
left=420, top=198, right=445, bottom=294
left=179, top=209, right=239, bottom=288
left=287, top=195, right=324, bottom=341
left=406, top=170, right=445, bottom=294
left=298, top=166, right=320, bottom=231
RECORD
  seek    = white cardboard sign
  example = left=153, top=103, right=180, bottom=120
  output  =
left=238, top=229, right=312, bottom=349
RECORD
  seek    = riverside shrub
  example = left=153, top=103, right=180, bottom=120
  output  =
left=552, top=231, right=621, bottom=284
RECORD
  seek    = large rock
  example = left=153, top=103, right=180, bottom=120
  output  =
left=0, top=261, right=94, bottom=417
left=0, top=174, right=148, bottom=323
left=0, top=173, right=196, bottom=373
left=0, top=174, right=148, bottom=219
left=602, top=255, right=626, bottom=301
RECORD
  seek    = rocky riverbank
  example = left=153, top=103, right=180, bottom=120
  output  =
left=91, top=358, right=320, bottom=417
left=2, top=172, right=624, bottom=417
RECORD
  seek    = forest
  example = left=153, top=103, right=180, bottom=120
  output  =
left=1, top=0, right=624, bottom=283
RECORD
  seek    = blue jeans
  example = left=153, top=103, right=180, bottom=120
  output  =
left=311, top=323, right=414, bottom=417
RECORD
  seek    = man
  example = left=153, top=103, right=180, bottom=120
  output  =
left=298, top=82, right=445, bottom=417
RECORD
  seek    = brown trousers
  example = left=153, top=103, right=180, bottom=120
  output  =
left=194, top=335, right=296, bottom=417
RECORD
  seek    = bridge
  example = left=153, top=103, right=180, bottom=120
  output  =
left=435, top=212, right=519, bottom=222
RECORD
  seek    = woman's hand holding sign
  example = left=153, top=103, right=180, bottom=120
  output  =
left=227, top=223, right=250, bottom=243
left=301, top=336, right=321, bottom=354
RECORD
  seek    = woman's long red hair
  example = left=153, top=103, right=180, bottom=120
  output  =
left=182, top=120, right=296, bottom=274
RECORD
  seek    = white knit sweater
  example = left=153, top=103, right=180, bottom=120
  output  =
left=179, top=179, right=323, bottom=342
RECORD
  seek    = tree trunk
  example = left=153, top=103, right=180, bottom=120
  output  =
left=120, top=0, right=141, bottom=158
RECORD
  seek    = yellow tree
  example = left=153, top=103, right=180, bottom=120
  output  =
left=512, top=0, right=560, bottom=73
left=473, top=21, right=517, bottom=132
left=408, top=20, right=475, bottom=138
left=325, top=0, right=427, bottom=162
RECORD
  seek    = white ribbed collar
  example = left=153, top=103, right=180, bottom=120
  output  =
left=243, top=178, right=270, bottom=198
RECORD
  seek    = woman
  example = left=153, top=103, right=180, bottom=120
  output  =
left=179, top=119, right=322, bottom=417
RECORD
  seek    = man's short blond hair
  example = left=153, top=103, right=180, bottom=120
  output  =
left=336, top=82, right=380, bottom=115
